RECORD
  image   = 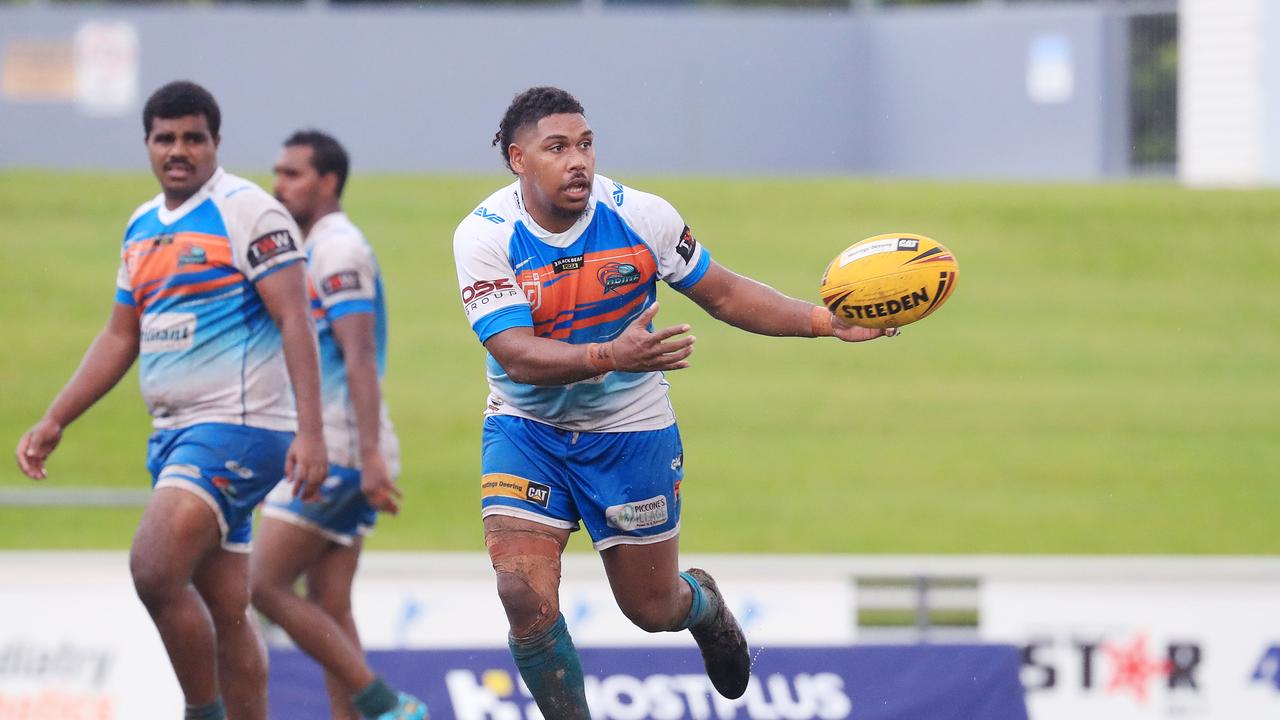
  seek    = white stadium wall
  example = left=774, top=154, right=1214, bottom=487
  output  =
left=0, top=2, right=1135, bottom=180
left=1178, top=0, right=1280, bottom=186
left=3, top=553, right=1280, bottom=719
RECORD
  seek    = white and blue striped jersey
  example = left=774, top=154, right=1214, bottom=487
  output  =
left=115, top=168, right=304, bottom=432
left=304, top=212, right=400, bottom=475
left=453, top=175, right=711, bottom=433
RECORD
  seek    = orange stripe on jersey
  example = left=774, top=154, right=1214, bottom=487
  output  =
left=125, top=232, right=237, bottom=308
left=520, top=244, right=657, bottom=336
left=551, top=293, right=648, bottom=339
left=149, top=274, right=243, bottom=302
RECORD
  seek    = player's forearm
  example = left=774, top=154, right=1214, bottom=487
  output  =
left=342, top=351, right=383, bottom=460
left=702, top=278, right=819, bottom=338
left=491, top=335, right=605, bottom=386
left=279, top=312, right=325, bottom=436
left=45, top=328, right=138, bottom=428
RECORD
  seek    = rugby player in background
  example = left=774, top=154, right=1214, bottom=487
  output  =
left=452, top=86, right=895, bottom=718
left=15, top=80, right=328, bottom=720
left=254, top=130, right=426, bottom=720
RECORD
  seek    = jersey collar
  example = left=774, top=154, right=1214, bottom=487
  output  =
left=306, top=210, right=348, bottom=245
left=155, top=166, right=224, bottom=226
left=513, top=179, right=596, bottom=248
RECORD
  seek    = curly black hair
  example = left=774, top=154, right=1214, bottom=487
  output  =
left=284, top=129, right=351, bottom=197
left=492, top=87, right=585, bottom=173
left=143, top=80, right=221, bottom=138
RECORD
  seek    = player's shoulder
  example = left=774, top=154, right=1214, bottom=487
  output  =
left=593, top=175, right=681, bottom=231
left=124, top=194, right=165, bottom=242
left=211, top=171, right=288, bottom=222
left=455, top=180, right=521, bottom=242
left=309, top=213, right=373, bottom=261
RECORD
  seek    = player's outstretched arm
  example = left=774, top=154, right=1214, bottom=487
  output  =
left=681, top=261, right=891, bottom=343
left=331, top=311, right=401, bottom=514
left=256, top=262, right=328, bottom=500
left=15, top=303, right=140, bottom=480
left=485, top=302, right=695, bottom=386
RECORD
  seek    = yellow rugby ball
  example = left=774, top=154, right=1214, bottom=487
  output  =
left=820, top=233, right=959, bottom=329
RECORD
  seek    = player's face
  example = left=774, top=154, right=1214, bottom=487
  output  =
left=511, top=113, right=595, bottom=231
left=146, top=114, right=219, bottom=205
left=273, top=145, right=326, bottom=228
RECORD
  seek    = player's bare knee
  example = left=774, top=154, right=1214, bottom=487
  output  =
left=205, top=587, right=252, bottom=628
left=129, top=554, right=178, bottom=612
left=495, top=569, right=559, bottom=636
left=487, top=524, right=564, bottom=638
left=249, top=577, right=284, bottom=616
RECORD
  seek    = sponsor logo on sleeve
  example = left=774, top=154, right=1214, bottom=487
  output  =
left=606, top=495, right=669, bottom=531
left=481, top=473, right=551, bottom=508
left=139, top=312, right=196, bottom=353
left=675, top=226, right=697, bottom=264
left=320, top=270, right=362, bottom=296
left=461, top=278, right=522, bottom=317
left=473, top=207, right=505, bottom=224
left=597, top=263, right=641, bottom=294
left=247, top=230, right=297, bottom=268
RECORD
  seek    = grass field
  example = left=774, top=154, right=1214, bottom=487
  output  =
left=1, top=171, right=1277, bottom=554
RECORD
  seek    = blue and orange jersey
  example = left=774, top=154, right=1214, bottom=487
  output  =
left=303, top=212, right=400, bottom=475
left=453, top=175, right=711, bottom=432
left=115, top=168, right=305, bottom=432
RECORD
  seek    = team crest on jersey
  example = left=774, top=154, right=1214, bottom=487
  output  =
left=598, top=262, right=641, bottom=294
left=247, top=230, right=297, bottom=267
left=320, top=270, right=361, bottom=296
left=521, top=272, right=542, bottom=310
left=612, top=181, right=625, bottom=206
left=676, top=226, right=698, bottom=264
left=178, top=246, right=207, bottom=266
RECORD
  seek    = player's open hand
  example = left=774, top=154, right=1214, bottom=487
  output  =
left=15, top=417, right=63, bottom=480
left=610, top=302, right=696, bottom=373
left=831, top=312, right=900, bottom=343
left=360, top=453, right=402, bottom=515
left=286, top=430, right=328, bottom=502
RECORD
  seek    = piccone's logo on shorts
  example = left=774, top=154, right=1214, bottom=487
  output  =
left=597, top=262, right=640, bottom=294
left=606, top=495, right=669, bottom=531
left=481, top=473, right=551, bottom=509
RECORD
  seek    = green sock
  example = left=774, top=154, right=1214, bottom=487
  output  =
left=184, top=699, right=225, bottom=720
left=353, top=676, right=399, bottom=718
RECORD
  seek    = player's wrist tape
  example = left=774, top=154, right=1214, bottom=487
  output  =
left=810, top=305, right=834, bottom=337
left=586, top=342, right=617, bottom=372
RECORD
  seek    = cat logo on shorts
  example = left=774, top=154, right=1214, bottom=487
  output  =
left=482, top=473, right=551, bottom=509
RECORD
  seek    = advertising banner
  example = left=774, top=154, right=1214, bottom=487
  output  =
left=982, top=577, right=1280, bottom=720
left=269, top=645, right=1028, bottom=720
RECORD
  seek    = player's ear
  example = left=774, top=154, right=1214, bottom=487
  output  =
left=508, top=143, right=525, bottom=175
left=212, top=133, right=221, bottom=149
left=320, top=171, right=339, bottom=198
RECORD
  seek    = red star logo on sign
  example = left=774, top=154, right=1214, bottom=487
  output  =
left=1104, top=633, right=1171, bottom=704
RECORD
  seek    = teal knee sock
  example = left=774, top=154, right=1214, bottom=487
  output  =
left=353, top=676, right=399, bottom=718
left=509, top=614, right=590, bottom=719
left=184, top=698, right=225, bottom=720
left=677, top=571, right=717, bottom=631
